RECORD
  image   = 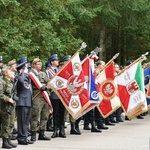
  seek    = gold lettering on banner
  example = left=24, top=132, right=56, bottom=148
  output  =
left=59, top=90, right=70, bottom=104
left=65, top=70, right=71, bottom=77
left=124, top=72, right=131, bottom=81
left=133, top=93, right=142, bottom=103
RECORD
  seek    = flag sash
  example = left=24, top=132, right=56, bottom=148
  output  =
left=28, top=72, right=52, bottom=108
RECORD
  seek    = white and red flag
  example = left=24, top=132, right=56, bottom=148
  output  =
left=77, top=56, right=100, bottom=118
left=47, top=51, right=90, bottom=119
left=96, top=62, right=121, bottom=118
left=116, top=62, right=147, bottom=119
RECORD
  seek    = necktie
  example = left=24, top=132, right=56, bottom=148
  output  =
left=54, top=69, right=57, bottom=73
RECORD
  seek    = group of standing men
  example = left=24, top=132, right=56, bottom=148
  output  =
left=0, top=54, right=145, bottom=149
left=0, top=54, right=67, bottom=149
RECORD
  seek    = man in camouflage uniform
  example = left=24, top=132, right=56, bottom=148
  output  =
left=8, top=59, right=18, bottom=140
left=0, top=66, right=17, bottom=149
left=0, top=56, right=3, bottom=79
left=30, top=58, right=51, bottom=141
left=0, top=56, right=3, bottom=138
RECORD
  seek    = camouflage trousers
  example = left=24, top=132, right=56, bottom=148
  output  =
left=1, top=111, right=11, bottom=138
left=30, top=96, right=49, bottom=131
left=9, top=105, right=16, bottom=133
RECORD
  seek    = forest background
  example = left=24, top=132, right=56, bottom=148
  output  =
left=0, top=0, right=150, bottom=66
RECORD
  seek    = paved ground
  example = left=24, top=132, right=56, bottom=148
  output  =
left=2, top=112, right=150, bottom=150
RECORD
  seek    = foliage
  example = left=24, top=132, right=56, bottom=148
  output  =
left=0, top=0, right=150, bottom=65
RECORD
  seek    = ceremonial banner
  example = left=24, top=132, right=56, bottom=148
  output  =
left=77, top=57, right=100, bottom=118
left=28, top=72, right=52, bottom=108
left=116, top=62, right=147, bottom=119
left=144, top=66, right=150, bottom=108
left=96, top=62, right=121, bottom=118
left=47, top=52, right=90, bottom=119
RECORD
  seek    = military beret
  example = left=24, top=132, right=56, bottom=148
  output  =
left=61, top=55, right=71, bottom=62
left=48, top=54, right=58, bottom=63
left=32, top=58, right=41, bottom=65
left=1, top=65, right=10, bottom=75
left=8, top=59, right=16, bottom=66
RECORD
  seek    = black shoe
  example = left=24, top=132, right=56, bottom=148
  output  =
left=31, top=131, right=36, bottom=141
left=26, top=139, right=34, bottom=144
left=70, top=128, right=81, bottom=135
left=51, top=131, right=59, bottom=138
left=105, top=122, right=115, bottom=126
left=98, top=125, right=109, bottom=130
left=18, top=141, right=28, bottom=145
left=75, top=128, right=81, bottom=135
left=2, top=138, right=12, bottom=149
left=125, top=116, right=130, bottom=121
left=8, top=138, right=17, bottom=148
left=38, top=131, right=51, bottom=140
left=110, top=120, right=118, bottom=123
left=137, top=116, right=144, bottom=119
left=83, top=126, right=91, bottom=130
left=116, top=118, right=124, bottom=122
left=91, top=127, right=102, bottom=132
left=47, top=126, right=54, bottom=132
left=59, top=130, right=66, bottom=138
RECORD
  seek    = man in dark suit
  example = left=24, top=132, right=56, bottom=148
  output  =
left=15, top=57, right=34, bottom=145
left=48, top=54, right=66, bottom=138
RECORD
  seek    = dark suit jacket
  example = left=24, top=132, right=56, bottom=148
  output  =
left=16, top=73, right=32, bottom=107
left=48, top=66, right=59, bottom=100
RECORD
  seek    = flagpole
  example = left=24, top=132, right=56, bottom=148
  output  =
left=96, top=53, right=120, bottom=75
left=117, top=52, right=149, bottom=76
left=88, top=47, right=102, bottom=58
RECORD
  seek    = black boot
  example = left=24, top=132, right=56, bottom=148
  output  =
left=38, top=130, right=50, bottom=140
left=8, top=137, right=17, bottom=148
left=70, top=122, right=80, bottom=135
left=75, top=119, right=81, bottom=135
left=51, top=126, right=58, bottom=138
left=2, top=137, right=12, bottom=149
left=59, top=125, right=66, bottom=138
left=31, top=131, right=36, bottom=141
left=91, top=121, right=102, bottom=132
left=46, top=115, right=54, bottom=132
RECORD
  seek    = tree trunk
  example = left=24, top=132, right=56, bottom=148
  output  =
left=99, top=27, right=106, bottom=61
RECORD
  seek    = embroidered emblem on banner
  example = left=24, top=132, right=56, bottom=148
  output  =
left=126, top=80, right=139, bottom=95
left=91, top=91, right=99, bottom=100
left=71, top=98, right=79, bottom=108
left=100, top=79, right=116, bottom=100
left=56, top=79, right=64, bottom=88
left=67, top=75, right=84, bottom=95
left=73, top=63, right=81, bottom=72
